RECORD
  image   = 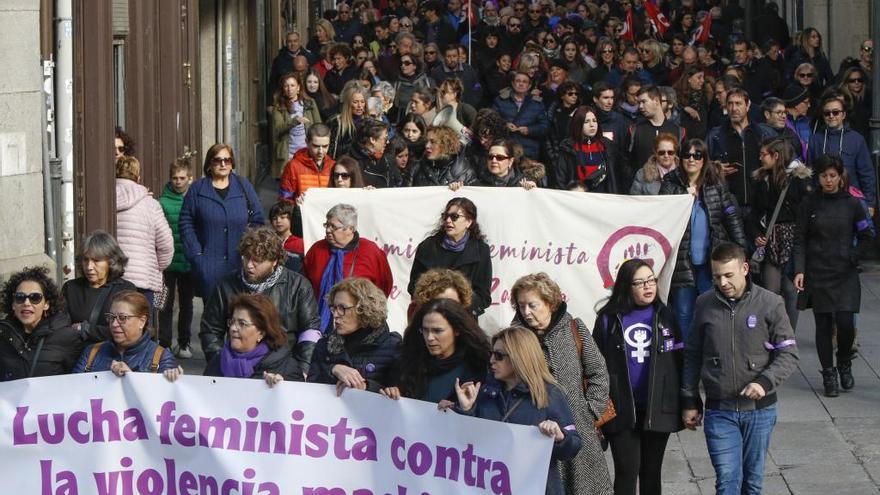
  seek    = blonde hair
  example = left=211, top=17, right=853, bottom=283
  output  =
left=327, top=277, right=388, bottom=329
left=314, top=19, right=336, bottom=41
left=115, top=155, right=141, bottom=182
left=425, top=125, right=461, bottom=158
left=493, top=326, right=557, bottom=408
left=510, top=272, right=564, bottom=313
left=338, top=81, right=371, bottom=140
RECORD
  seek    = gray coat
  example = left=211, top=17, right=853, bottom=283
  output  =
left=682, top=282, right=798, bottom=412
left=629, top=156, right=676, bottom=196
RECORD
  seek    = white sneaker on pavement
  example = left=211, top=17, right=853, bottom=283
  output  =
left=176, top=345, right=193, bottom=359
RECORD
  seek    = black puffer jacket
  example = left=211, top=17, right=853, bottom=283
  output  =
left=0, top=312, right=83, bottom=381
left=592, top=303, right=684, bottom=434
left=200, top=267, right=321, bottom=370
left=307, top=323, right=401, bottom=392
left=350, top=145, right=401, bottom=188
left=659, top=168, right=748, bottom=288
left=203, top=343, right=304, bottom=382
left=411, top=153, right=476, bottom=186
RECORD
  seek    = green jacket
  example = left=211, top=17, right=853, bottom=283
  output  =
left=158, top=183, right=191, bottom=273
left=272, top=97, right=323, bottom=178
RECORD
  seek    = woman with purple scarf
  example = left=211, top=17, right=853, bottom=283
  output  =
left=407, top=198, right=492, bottom=316
left=203, top=293, right=303, bottom=383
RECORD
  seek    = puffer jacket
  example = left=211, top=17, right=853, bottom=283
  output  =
left=411, top=153, right=476, bottom=186
left=116, top=178, right=174, bottom=292
left=307, top=323, right=401, bottom=392
left=203, top=343, right=304, bottom=382
left=349, top=145, right=402, bottom=188
left=659, top=168, right=748, bottom=288
left=0, top=312, right=83, bottom=381
left=200, top=267, right=321, bottom=369
left=279, top=147, right=334, bottom=203
left=158, top=183, right=190, bottom=273
left=72, top=331, right=178, bottom=373
left=493, top=89, right=549, bottom=158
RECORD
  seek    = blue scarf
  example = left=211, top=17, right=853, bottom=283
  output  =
left=318, top=237, right=358, bottom=332
left=219, top=341, right=270, bottom=378
left=441, top=232, right=470, bottom=252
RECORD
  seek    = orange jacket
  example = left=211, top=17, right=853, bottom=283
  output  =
left=278, top=148, right=334, bottom=203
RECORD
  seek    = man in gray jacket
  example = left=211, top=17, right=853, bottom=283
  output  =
left=681, top=242, right=798, bottom=495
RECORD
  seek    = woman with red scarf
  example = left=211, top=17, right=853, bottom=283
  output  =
left=555, top=106, right=621, bottom=193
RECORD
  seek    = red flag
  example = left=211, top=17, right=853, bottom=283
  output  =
left=644, top=2, right=671, bottom=37
left=691, top=11, right=712, bottom=45
left=619, top=9, right=635, bottom=41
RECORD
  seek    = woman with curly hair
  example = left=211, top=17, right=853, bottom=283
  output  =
left=411, top=125, right=476, bottom=186
left=408, top=197, right=492, bottom=316
left=381, top=299, right=490, bottom=402
left=307, top=278, right=401, bottom=394
left=407, top=267, right=474, bottom=320
left=271, top=73, right=323, bottom=179
left=0, top=266, right=83, bottom=380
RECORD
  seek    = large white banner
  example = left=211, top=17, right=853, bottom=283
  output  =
left=0, top=373, right=553, bottom=494
left=302, top=187, right=692, bottom=333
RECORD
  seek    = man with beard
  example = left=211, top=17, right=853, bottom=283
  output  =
left=200, top=227, right=321, bottom=373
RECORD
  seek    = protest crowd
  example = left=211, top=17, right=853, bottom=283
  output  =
left=2, top=0, right=878, bottom=493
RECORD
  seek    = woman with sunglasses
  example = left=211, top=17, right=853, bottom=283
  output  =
left=787, top=27, right=834, bottom=88
left=592, top=259, right=684, bottom=495
left=391, top=52, right=433, bottom=125
left=307, top=278, right=401, bottom=394
left=449, top=326, right=583, bottom=495
left=382, top=298, right=490, bottom=401
left=328, top=155, right=367, bottom=188
left=408, top=198, right=492, bottom=316
left=545, top=81, right=583, bottom=172
left=72, top=290, right=180, bottom=378
left=0, top=267, right=82, bottom=380
left=808, top=90, right=875, bottom=216
left=203, top=293, right=302, bottom=383
left=473, top=139, right=539, bottom=188
left=789, top=62, right=822, bottom=107
left=587, top=38, right=617, bottom=88
left=180, top=144, right=266, bottom=298
left=631, top=133, right=679, bottom=195
left=660, top=139, right=747, bottom=341
left=837, top=67, right=872, bottom=141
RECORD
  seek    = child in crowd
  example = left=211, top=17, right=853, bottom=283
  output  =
left=270, top=201, right=305, bottom=273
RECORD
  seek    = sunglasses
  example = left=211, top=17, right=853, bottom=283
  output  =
left=601, top=48, right=614, bottom=54
left=13, top=292, right=44, bottom=304
left=797, top=72, right=814, bottom=78
left=823, top=109, right=843, bottom=117
left=332, top=172, right=352, bottom=179
left=402, top=23, right=412, bottom=27
left=656, top=150, right=676, bottom=156
left=565, top=91, right=578, bottom=96
left=848, top=78, right=864, bottom=83
left=441, top=212, right=465, bottom=221
left=487, top=154, right=510, bottom=161
left=529, top=9, right=541, bottom=13
left=212, top=156, right=233, bottom=164
left=862, top=45, right=873, bottom=53
left=490, top=350, right=509, bottom=361
left=683, top=151, right=704, bottom=160
left=401, top=60, right=414, bottom=66
left=115, top=146, right=125, bottom=152
left=425, top=50, right=437, bottom=55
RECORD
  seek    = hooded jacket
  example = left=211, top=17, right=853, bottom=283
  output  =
left=116, top=178, right=174, bottom=292
left=808, top=125, right=875, bottom=207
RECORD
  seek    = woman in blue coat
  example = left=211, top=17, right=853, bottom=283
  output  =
left=450, top=325, right=582, bottom=495
left=179, top=144, right=265, bottom=297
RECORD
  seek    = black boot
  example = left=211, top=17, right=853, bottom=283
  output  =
left=838, top=362, right=854, bottom=391
left=821, top=368, right=839, bottom=397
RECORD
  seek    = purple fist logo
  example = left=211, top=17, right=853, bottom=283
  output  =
left=597, top=226, right=673, bottom=288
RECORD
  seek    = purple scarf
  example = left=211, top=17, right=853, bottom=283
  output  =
left=441, top=232, right=470, bottom=252
left=220, top=341, right=270, bottom=378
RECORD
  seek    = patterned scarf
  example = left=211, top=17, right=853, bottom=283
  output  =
left=240, top=264, right=284, bottom=294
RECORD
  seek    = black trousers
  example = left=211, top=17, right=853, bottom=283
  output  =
left=606, top=422, right=671, bottom=495
left=158, top=271, right=196, bottom=348
left=814, top=311, right=855, bottom=369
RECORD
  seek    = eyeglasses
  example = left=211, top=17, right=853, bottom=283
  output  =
left=332, top=172, right=352, bottom=180
left=823, top=109, right=843, bottom=117
left=683, top=151, right=704, bottom=160
left=490, top=350, right=509, bottom=361
left=401, top=23, right=412, bottom=28
left=862, top=45, right=873, bottom=53
left=655, top=150, right=676, bottom=156
left=227, top=318, right=255, bottom=329
left=601, top=48, right=615, bottom=54
left=419, top=327, right=447, bottom=337
left=441, top=212, right=465, bottom=221
left=487, top=153, right=510, bottom=161
left=797, top=72, right=814, bottom=78
left=212, top=156, right=233, bottom=164
left=848, top=78, right=865, bottom=84
left=329, top=304, right=356, bottom=316
left=631, top=277, right=657, bottom=289
left=425, top=50, right=437, bottom=55
left=401, top=60, right=414, bottom=66
left=323, top=222, right=347, bottom=231
left=105, top=313, right=138, bottom=324
left=639, top=48, right=650, bottom=53
left=768, top=110, right=786, bottom=116
left=565, top=91, right=578, bottom=96
left=13, top=292, right=44, bottom=304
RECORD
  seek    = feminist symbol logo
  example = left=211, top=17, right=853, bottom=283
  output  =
left=623, top=323, right=652, bottom=363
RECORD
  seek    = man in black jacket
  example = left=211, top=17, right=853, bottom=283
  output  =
left=268, top=31, right=315, bottom=96
left=624, top=85, right=683, bottom=191
left=200, top=227, right=321, bottom=373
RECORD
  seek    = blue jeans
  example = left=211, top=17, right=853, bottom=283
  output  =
left=671, top=263, right=713, bottom=343
left=704, top=406, right=777, bottom=495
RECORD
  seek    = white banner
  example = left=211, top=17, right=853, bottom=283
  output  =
left=0, top=373, right=553, bottom=494
left=302, top=187, right=692, bottom=332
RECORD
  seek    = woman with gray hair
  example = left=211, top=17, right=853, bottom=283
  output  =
left=62, top=230, right=137, bottom=342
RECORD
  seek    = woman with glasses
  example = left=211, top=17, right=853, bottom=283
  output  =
left=556, top=106, right=620, bottom=193
left=328, top=155, right=367, bottom=189
left=587, top=38, right=617, bottom=87
left=545, top=81, right=582, bottom=172
left=437, top=78, right=477, bottom=130
left=592, top=259, right=684, bottom=495
left=391, top=52, right=434, bottom=125
left=307, top=278, right=401, bottom=394
left=631, top=133, right=679, bottom=195
left=790, top=62, right=822, bottom=107
left=510, top=272, right=613, bottom=495
left=72, top=291, right=180, bottom=377
left=638, top=39, right=668, bottom=86
left=660, top=138, right=747, bottom=341
left=180, top=144, right=266, bottom=297
left=787, top=27, right=834, bottom=88
left=204, top=293, right=302, bottom=383
left=408, top=197, right=492, bottom=316
left=808, top=90, right=875, bottom=215
left=0, top=267, right=82, bottom=380
left=473, top=139, right=539, bottom=188
left=837, top=67, right=872, bottom=140
left=382, top=298, right=490, bottom=401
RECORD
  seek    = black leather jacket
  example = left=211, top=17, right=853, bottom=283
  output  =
left=411, top=153, right=476, bottom=186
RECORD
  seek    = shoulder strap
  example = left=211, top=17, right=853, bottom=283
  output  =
left=87, top=285, right=113, bottom=329
left=501, top=397, right=526, bottom=422
left=27, top=337, right=47, bottom=378
left=763, top=181, right=791, bottom=240
left=569, top=318, right=583, bottom=358
left=84, top=342, right=104, bottom=373
left=233, top=174, right=255, bottom=224
left=150, top=345, right=166, bottom=373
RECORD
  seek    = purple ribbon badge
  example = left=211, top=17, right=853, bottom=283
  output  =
left=747, top=315, right=757, bottom=328
left=365, top=363, right=376, bottom=373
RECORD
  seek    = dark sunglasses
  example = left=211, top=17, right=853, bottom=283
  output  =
left=212, top=156, right=233, bottom=164
left=797, top=72, right=814, bottom=78
left=332, top=172, right=352, bottom=179
left=656, top=150, right=676, bottom=156
left=13, top=292, right=44, bottom=304
left=487, top=153, right=510, bottom=161
left=565, top=91, right=579, bottom=96
left=601, top=48, right=614, bottom=54
left=824, top=109, right=843, bottom=117
left=401, top=60, right=414, bottom=66
left=425, top=50, right=437, bottom=55
left=848, top=77, right=865, bottom=83
left=441, top=212, right=465, bottom=221
left=490, top=350, right=509, bottom=361
left=683, top=151, right=704, bottom=160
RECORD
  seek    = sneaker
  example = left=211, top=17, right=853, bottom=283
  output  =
left=176, top=345, right=193, bottom=359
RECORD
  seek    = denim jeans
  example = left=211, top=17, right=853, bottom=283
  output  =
left=704, top=406, right=778, bottom=495
left=670, top=263, right=714, bottom=343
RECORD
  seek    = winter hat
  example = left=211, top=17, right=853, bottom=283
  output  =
left=783, top=85, right=809, bottom=108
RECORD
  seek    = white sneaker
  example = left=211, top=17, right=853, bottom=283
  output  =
left=176, top=345, right=193, bottom=359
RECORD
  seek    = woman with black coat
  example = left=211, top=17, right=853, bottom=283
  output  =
left=556, top=106, right=620, bottom=193
left=593, top=259, right=684, bottom=495
left=660, top=138, right=747, bottom=342
left=308, top=278, right=401, bottom=393
left=0, top=266, right=83, bottom=381
left=408, top=197, right=492, bottom=316
left=794, top=155, right=874, bottom=397
left=350, top=118, right=399, bottom=188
